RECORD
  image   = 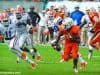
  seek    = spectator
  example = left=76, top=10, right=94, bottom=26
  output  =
left=71, top=5, right=84, bottom=26
left=28, top=6, right=41, bottom=44
left=28, top=6, right=40, bottom=27
left=38, top=10, right=47, bottom=45
left=10, top=8, right=16, bottom=15
left=46, top=6, right=55, bottom=41
left=80, top=8, right=91, bottom=46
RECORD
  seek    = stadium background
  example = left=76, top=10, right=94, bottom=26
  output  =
left=0, top=0, right=100, bottom=13
left=0, top=0, right=100, bottom=75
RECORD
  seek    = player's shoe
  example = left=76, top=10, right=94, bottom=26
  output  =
left=73, top=67, right=78, bottom=73
left=16, top=60, right=19, bottom=63
left=80, top=61, right=87, bottom=69
left=36, top=56, right=42, bottom=61
left=21, top=51, right=27, bottom=60
left=60, top=59, right=64, bottom=62
left=31, top=62, right=36, bottom=69
left=16, top=57, right=20, bottom=63
left=16, top=59, right=20, bottom=63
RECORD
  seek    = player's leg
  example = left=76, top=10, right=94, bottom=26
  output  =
left=87, top=31, right=94, bottom=59
left=0, top=33, right=4, bottom=43
left=25, top=35, right=42, bottom=60
left=71, top=43, right=79, bottom=73
left=90, top=32, right=100, bottom=50
left=10, top=40, right=25, bottom=63
left=18, top=33, right=27, bottom=49
left=32, top=26, right=38, bottom=44
left=9, top=36, right=27, bottom=60
left=14, top=47, right=36, bottom=69
left=30, top=34, right=42, bottom=60
left=10, top=36, right=37, bottom=68
left=81, top=27, right=86, bottom=46
left=26, top=56, right=37, bottom=69
left=60, top=44, right=71, bottom=62
left=32, top=46, right=42, bottom=60
left=18, top=33, right=38, bottom=61
left=78, top=53, right=87, bottom=69
left=16, top=56, right=20, bottom=63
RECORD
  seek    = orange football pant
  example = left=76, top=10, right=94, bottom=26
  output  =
left=63, top=42, right=79, bottom=61
left=90, top=32, right=100, bottom=47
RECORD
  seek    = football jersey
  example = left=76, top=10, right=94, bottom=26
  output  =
left=13, top=16, right=28, bottom=35
left=61, top=25, right=80, bottom=44
left=88, top=11, right=100, bottom=32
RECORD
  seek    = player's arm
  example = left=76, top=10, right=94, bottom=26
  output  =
left=93, top=16, right=100, bottom=27
left=26, top=14, right=33, bottom=34
left=56, top=32, right=64, bottom=43
left=36, top=12, right=41, bottom=24
left=51, top=31, right=63, bottom=47
left=27, top=19, right=32, bottom=25
left=93, top=16, right=99, bottom=23
left=26, top=14, right=32, bottom=25
left=80, top=16, right=87, bottom=29
left=51, top=32, right=63, bottom=52
left=70, top=33, right=80, bottom=44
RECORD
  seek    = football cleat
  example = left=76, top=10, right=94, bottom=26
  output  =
left=60, top=59, right=64, bottom=62
left=74, top=68, right=78, bottom=73
left=37, top=56, right=42, bottom=61
left=73, top=65, right=78, bottom=73
left=31, top=62, right=36, bottom=69
left=80, top=61, right=87, bottom=69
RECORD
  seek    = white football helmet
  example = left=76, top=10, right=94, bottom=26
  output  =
left=63, top=17, right=73, bottom=29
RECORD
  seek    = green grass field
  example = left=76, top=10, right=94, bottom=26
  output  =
left=0, top=43, right=100, bottom=75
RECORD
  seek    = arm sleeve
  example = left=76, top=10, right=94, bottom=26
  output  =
left=0, top=23, right=6, bottom=34
left=36, top=13, right=41, bottom=24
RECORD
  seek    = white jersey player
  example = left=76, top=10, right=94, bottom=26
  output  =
left=9, top=12, right=36, bottom=68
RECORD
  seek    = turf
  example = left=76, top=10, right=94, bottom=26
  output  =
left=0, top=43, right=100, bottom=75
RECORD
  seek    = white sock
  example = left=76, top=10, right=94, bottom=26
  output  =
left=37, top=52, right=40, bottom=56
left=60, top=50, right=63, bottom=55
left=17, top=56, right=20, bottom=62
left=78, top=56, right=85, bottom=63
left=25, top=56, right=34, bottom=63
left=29, top=49, right=34, bottom=55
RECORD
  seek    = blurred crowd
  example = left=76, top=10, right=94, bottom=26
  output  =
left=0, top=4, right=100, bottom=46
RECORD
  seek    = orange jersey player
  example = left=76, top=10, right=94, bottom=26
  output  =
left=63, top=25, right=81, bottom=60
left=51, top=16, right=87, bottom=71
left=88, top=11, right=100, bottom=50
left=55, top=18, right=81, bottom=73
